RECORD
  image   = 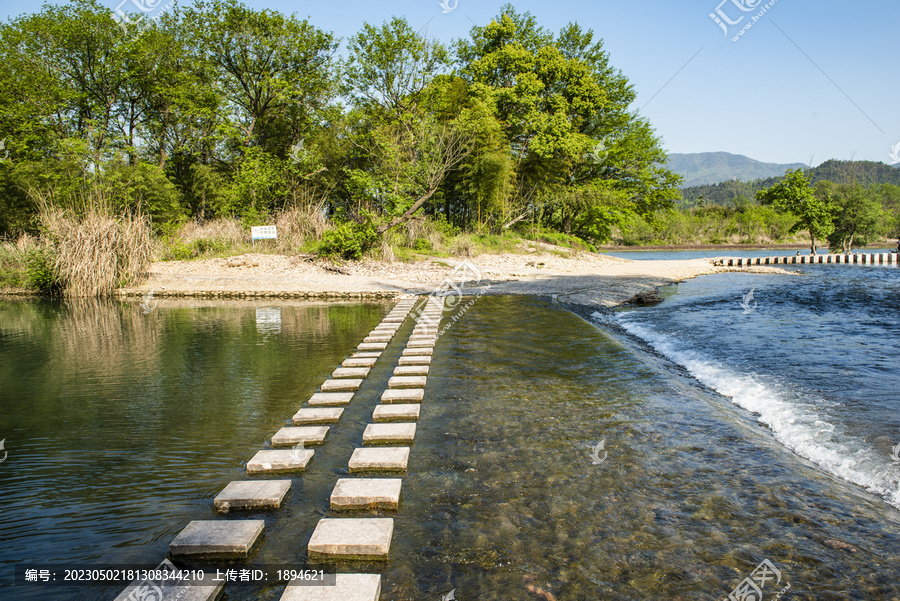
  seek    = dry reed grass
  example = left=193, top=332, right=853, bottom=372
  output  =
left=40, top=206, right=152, bottom=297
left=275, top=202, right=330, bottom=252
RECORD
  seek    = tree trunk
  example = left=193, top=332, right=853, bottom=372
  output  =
left=376, top=186, right=439, bottom=234
left=810, top=233, right=817, bottom=254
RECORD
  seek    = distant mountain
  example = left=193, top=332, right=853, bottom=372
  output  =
left=666, top=152, right=806, bottom=187
left=679, top=159, right=900, bottom=206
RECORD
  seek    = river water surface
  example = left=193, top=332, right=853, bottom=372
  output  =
left=1, top=271, right=898, bottom=600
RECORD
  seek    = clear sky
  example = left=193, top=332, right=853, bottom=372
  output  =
left=2, top=0, right=897, bottom=167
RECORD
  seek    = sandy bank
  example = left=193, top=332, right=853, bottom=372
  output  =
left=121, top=244, right=793, bottom=309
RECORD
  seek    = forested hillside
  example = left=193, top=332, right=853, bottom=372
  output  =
left=0, top=0, right=678, bottom=244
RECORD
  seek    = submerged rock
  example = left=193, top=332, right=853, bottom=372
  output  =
left=626, top=289, right=663, bottom=306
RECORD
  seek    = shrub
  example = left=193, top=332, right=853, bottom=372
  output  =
left=319, top=218, right=379, bottom=260
left=25, top=247, right=61, bottom=295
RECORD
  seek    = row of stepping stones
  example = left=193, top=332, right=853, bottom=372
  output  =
left=113, top=297, right=426, bottom=601
left=302, top=297, right=443, bottom=600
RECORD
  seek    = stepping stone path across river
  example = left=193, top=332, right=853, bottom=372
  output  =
left=117, top=295, right=443, bottom=601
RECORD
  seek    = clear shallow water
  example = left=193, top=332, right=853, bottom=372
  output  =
left=1, top=293, right=899, bottom=601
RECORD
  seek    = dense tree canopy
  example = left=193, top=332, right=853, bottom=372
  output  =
left=0, top=0, right=684, bottom=246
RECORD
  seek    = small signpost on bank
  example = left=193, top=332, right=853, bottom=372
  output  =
left=251, top=226, right=277, bottom=245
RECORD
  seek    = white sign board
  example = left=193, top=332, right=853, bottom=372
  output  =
left=251, top=225, right=277, bottom=241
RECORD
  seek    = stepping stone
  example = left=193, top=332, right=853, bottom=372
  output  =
left=394, top=365, right=429, bottom=376
left=343, top=357, right=377, bottom=368
left=169, top=520, right=264, bottom=559
left=409, top=335, right=437, bottom=343
left=357, top=342, right=388, bottom=351
left=363, top=423, right=416, bottom=445
left=308, top=392, right=354, bottom=406
left=246, top=449, right=313, bottom=474
left=381, top=388, right=424, bottom=403
left=398, top=356, right=431, bottom=366
left=381, top=317, right=405, bottom=323
left=407, top=340, right=435, bottom=349
left=321, top=379, right=363, bottom=392
left=348, top=447, right=410, bottom=472
left=279, top=573, right=381, bottom=601
left=353, top=351, right=382, bottom=359
left=330, top=478, right=402, bottom=510
left=363, top=335, right=392, bottom=343
left=372, top=326, right=398, bottom=333
left=271, top=426, right=329, bottom=447
left=115, top=567, right=224, bottom=601
left=332, top=367, right=370, bottom=379
left=307, top=518, right=393, bottom=560
left=372, top=404, right=420, bottom=422
left=214, top=480, right=291, bottom=513
left=402, top=347, right=433, bottom=356
left=292, top=407, right=343, bottom=425
left=388, top=375, right=427, bottom=389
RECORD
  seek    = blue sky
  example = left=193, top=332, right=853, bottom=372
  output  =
left=3, top=0, right=898, bottom=166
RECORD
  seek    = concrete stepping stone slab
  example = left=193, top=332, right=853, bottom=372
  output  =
left=271, top=426, right=329, bottom=447
left=364, top=335, right=393, bottom=343
left=363, top=423, right=417, bottom=445
left=408, top=335, right=437, bottom=343
left=371, top=326, right=398, bottom=333
left=246, top=449, right=314, bottom=474
left=407, top=340, right=435, bottom=349
left=332, top=367, right=370, bottom=379
left=214, top=480, right=291, bottom=513
left=307, top=518, right=393, bottom=560
left=393, top=365, right=429, bottom=376
left=381, top=388, right=424, bottom=403
left=292, top=407, right=343, bottom=425
left=398, top=356, right=431, bottom=366
left=348, top=447, right=410, bottom=472
left=402, top=347, right=433, bottom=356
left=321, top=379, right=363, bottom=392
left=308, top=392, right=354, bottom=406
left=343, top=357, right=377, bottom=368
left=115, top=570, right=224, bottom=601
left=372, top=404, right=420, bottom=422
left=357, top=342, right=388, bottom=351
left=330, top=478, right=402, bottom=510
left=279, top=573, right=381, bottom=601
left=169, top=520, right=264, bottom=559
left=388, top=375, right=427, bottom=389
left=353, top=351, right=382, bottom=359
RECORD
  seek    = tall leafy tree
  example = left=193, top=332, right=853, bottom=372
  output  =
left=757, top=169, right=833, bottom=253
left=454, top=5, right=679, bottom=239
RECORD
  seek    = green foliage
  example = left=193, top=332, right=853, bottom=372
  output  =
left=757, top=169, right=833, bottom=251
left=817, top=181, right=884, bottom=253
left=25, top=247, right=61, bottom=295
left=319, top=214, right=379, bottom=260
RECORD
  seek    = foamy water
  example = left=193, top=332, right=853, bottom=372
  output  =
left=600, top=311, right=900, bottom=510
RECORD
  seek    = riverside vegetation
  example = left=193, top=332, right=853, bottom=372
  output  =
left=0, top=1, right=897, bottom=295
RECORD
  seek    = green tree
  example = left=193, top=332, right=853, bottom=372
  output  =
left=817, top=181, right=883, bottom=253
left=757, top=169, right=833, bottom=254
left=455, top=5, right=679, bottom=240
